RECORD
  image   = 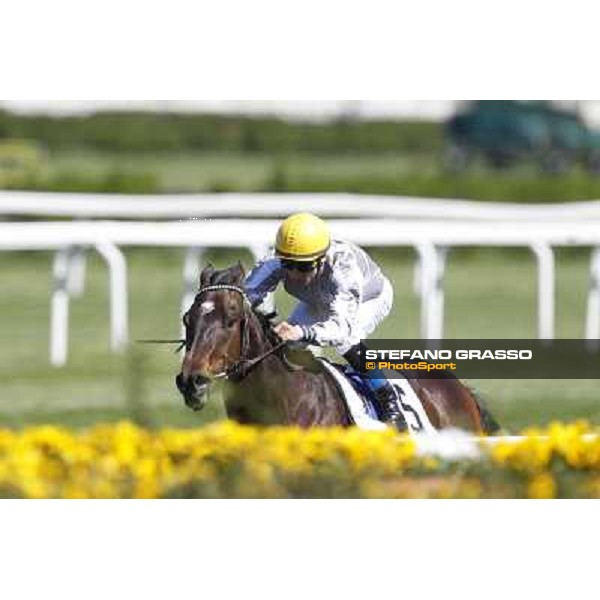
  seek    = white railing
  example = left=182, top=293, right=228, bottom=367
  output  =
left=1, top=218, right=600, bottom=365
left=413, top=432, right=600, bottom=459
left=2, top=189, right=600, bottom=220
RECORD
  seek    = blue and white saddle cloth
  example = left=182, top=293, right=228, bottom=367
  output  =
left=318, top=358, right=437, bottom=434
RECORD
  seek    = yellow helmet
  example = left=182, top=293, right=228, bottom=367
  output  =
left=275, top=213, right=330, bottom=261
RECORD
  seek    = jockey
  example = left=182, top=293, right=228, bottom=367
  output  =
left=244, top=212, right=407, bottom=432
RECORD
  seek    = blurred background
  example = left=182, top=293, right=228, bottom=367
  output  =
left=1, top=100, right=599, bottom=432
left=5, top=100, right=600, bottom=195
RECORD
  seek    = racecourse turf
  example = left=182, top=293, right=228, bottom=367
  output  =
left=0, top=246, right=597, bottom=431
left=45, top=150, right=437, bottom=192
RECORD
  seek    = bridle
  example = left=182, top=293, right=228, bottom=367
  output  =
left=188, top=284, right=288, bottom=381
left=139, top=282, right=303, bottom=383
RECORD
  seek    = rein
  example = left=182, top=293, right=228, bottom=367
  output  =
left=224, top=339, right=289, bottom=381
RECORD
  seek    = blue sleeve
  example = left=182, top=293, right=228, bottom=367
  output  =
left=244, top=256, right=283, bottom=306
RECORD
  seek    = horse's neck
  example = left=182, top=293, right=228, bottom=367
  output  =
left=245, top=314, right=276, bottom=358
left=228, top=315, right=348, bottom=427
left=243, top=317, right=290, bottom=385
left=225, top=351, right=289, bottom=425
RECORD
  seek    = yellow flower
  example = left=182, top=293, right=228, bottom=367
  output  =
left=527, top=472, right=557, bottom=499
left=0, top=420, right=596, bottom=499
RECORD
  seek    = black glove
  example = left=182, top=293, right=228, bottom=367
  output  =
left=262, top=310, right=279, bottom=325
left=226, top=360, right=253, bottom=382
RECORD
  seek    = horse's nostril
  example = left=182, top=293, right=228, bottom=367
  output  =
left=193, top=374, right=205, bottom=388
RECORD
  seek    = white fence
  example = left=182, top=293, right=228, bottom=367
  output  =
left=2, top=215, right=600, bottom=365
left=3, top=189, right=600, bottom=220
left=414, top=431, right=600, bottom=459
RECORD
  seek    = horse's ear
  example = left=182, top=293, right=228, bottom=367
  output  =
left=200, top=264, right=215, bottom=286
left=232, top=261, right=246, bottom=284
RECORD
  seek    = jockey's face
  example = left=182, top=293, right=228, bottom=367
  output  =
left=285, top=268, right=317, bottom=286
left=281, top=259, right=321, bottom=286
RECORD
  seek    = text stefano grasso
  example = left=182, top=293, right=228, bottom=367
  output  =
left=364, top=349, right=533, bottom=361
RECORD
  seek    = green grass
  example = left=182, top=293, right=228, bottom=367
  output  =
left=35, top=149, right=600, bottom=202
left=44, top=150, right=273, bottom=192
left=42, top=150, right=436, bottom=192
left=0, top=247, right=597, bottom=432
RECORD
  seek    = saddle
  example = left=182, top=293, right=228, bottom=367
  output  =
left=318, top=358, right=436, bottom=434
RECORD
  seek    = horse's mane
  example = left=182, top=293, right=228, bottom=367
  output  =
left=252, top=310, right=282, bottom=345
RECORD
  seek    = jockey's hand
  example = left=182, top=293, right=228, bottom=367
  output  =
left=273, top=321, right=304, bottom=342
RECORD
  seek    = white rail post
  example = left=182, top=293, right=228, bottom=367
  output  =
left=585, top=247, right=600, bottom=350
left=67, top=246, right=87, bottom=297
left=95, top=241, right=128, bottom=352
left=435, top=246, right=448, bottom=339
left=415, top=243, right=445, bottom=340
left=50, top=248, right=71, bottom=366
left=413, top=255, right=422, bottom=296
left=530, top=242, right=555, bottom=342
left=181, top=247, right=204, bottom=335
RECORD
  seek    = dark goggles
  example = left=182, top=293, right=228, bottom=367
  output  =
left=281, top=259, right=321, bottom=272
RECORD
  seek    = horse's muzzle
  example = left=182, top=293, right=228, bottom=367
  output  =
left=175, top=372, right=210, bottom=411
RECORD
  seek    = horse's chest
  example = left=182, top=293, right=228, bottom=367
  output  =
left=225, top=381, right=286, bottom=425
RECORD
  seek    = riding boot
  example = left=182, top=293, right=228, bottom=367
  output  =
left=372, top=381, right=408, bottom=433
left=343, top=343, right=408, bottom=432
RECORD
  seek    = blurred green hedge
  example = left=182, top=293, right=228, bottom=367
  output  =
left=0, top=110, right=442, bottom=154
left=276, top=172, right=600, bottom=202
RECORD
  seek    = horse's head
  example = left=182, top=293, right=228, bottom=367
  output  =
left=175, top=262, right=249, bottom=411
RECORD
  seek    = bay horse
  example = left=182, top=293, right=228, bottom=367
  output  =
left=175, top=263, right=500, bottom=433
